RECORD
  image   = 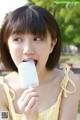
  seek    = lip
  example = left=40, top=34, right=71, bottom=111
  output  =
left=22, top=59, right=30, bottom=62
left=22, top=58, right=33, bottom=62
left=22, top=58, right=38, bottom=65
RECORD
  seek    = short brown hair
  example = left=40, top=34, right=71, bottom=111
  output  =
left=0, top=5, right=61, bottom=71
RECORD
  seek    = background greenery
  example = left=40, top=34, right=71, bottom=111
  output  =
left=27, top=0, right=80, bottom=48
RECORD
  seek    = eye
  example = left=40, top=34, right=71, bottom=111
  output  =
left=34, top=37, right=43, bottom=41
left=13, top=38, right=23, bottom=42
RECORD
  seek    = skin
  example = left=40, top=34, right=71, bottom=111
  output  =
left=7, top=32, right=56, bottom=77
left=0, top=32, right=80, bottom=120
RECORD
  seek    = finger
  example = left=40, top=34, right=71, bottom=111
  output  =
left=25, top=97, right=39, bottom=112
left=23, top=92, right=38, bottom=103
left=17, top=92, right=38, bottom=112
left=31, top=101, right=39, bottom=112
left=19, top=87, right=36, bottom=101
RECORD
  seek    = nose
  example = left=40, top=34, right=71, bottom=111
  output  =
left=23, top=41, right=34, bottom=55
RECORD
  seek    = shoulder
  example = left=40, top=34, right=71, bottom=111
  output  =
left=69, top=70, right=80, bottom=83
left=0, top=77, right=8, bottom=109
left=61, top=66, right=80, bottom=97
left=59, top=70, right=80, bottom=120
left=4, top=71, right=18, bottom=83
left=52, top=68, right=65, bottom=83
left=68, top=70, right=80, bottom=95
left=0, top=82, right=6, bottom=100
left=4, top=72, right=20, bottom=92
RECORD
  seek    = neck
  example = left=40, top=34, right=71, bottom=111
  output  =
left=38, top=68, right=51, bottom=85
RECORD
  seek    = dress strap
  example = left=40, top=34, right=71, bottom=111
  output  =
left=0, top=76, right=17, bottom=118
left=0, top=76, right=15, bottom=102
left=60, top=65, right=76, bottom=97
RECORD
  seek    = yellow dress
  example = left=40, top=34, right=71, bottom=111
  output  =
left=0, top=66, right=76, bottom=120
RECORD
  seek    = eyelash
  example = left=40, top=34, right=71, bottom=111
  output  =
left=13, top=37, right=44, bottom=43
left=13, top=38, right=23, bottom=42
left=34, top=37, right=43, bottom=41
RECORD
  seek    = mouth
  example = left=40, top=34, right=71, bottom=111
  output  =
left=22, top=59, right=38, bottom=66
left=34, top=60, right=37, bottom=65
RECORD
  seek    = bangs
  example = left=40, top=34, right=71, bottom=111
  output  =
left=4, top=7, right=47, bottom=41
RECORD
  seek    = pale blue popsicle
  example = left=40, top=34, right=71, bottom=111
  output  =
left=18, top=60, right=39, bottom=88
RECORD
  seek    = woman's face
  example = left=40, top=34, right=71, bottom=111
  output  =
left=7, top=32, right=56, bottom=75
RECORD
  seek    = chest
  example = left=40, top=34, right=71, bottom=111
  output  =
left=13, top=82, right=61, bottom=114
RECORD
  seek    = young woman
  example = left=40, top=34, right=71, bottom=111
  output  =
left=0, top=5, right=80, bottom=120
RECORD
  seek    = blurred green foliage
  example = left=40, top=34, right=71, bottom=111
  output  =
left=27, top=0, right=80, bottom=46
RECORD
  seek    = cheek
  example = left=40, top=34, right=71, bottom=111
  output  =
left=8, top=45, right=21, bottom=64
left=9, top=45, right=19, bottom=57
left=37, top=45, right=50, bottom=61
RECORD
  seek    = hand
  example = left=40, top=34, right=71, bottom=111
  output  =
left=17, top=87, right=39, bottom=120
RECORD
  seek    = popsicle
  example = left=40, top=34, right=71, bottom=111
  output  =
left=18, top=60, right=39, bottom=88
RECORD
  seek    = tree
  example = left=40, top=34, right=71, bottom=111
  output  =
left=55, top=4, right=80, bottom=45
left=27, top=0, right=80, bottom=46
left=28, top=0, right=53, bottom=13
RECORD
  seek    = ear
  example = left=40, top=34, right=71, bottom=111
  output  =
left=50, top=38, right=57, bottom=54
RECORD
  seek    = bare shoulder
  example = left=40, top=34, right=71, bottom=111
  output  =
left=0, top=76, right=6, bottom=98
left=4, top=71, right=19, bottom=84
left=69, top=70, right=80, bottom=92
left=4, top=71, right=18, bottom=80
left=59, top=70, right=80, bottom=120
left=0, top=77, right=8, bottom=109
left=52, top=68, right=65, bottom=83
left=4, top=72, right=20, bottom=93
